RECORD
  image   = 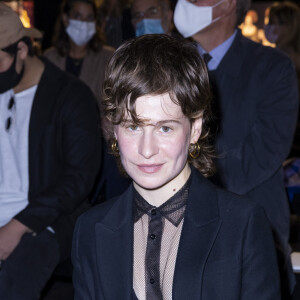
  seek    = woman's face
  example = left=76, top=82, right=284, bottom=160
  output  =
left=114, top=93, right=202, bottom=191
left=63, top=2, right=96, bottom=47
left=268, top=15, right=288, bottom=44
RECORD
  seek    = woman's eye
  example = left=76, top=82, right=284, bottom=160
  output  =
left=72, top=13, right=81, bottom=20
left=160, top=126, right=172, bottom=133
left=128, top=125, right=139, bottom=131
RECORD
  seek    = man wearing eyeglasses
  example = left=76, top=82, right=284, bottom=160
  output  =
left=131, top=0, right=173, bottom=37
left=174, top=0, right=299, bottom=298
left=0, top=3, right=101, bottom=299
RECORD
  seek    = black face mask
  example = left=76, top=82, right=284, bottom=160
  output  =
left=0, top=54, right=24, bottom=94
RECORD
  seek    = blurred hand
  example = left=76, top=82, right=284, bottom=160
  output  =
left=0, top=219, right=32, bottom=260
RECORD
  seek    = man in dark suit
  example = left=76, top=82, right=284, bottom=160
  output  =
left=0, top=4, right=101, bottom=299
left=174, top=0, right=299, bottom=298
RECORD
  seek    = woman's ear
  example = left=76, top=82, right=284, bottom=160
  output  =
left=190, top=117, right=202, bottom=144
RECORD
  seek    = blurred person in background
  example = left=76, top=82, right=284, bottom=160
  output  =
left=99, top=0, right=135, bottom=49
left=265, top=1, right=300, bottom=90
left=174, top=0, right=299, bottom=298
left=131, top=0, right=173, bottom=37
left=0, top=3, right=101, bottom=299
left=265, top=2, right=300, bottom=157
left=44, top=0, right=114, bottom=111
left=45, top=1, right=130, bottom=205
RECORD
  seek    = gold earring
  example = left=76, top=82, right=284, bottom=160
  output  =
left=189, top=142, right=200, bottom=159
left=111, top=139, right=119, bottom=156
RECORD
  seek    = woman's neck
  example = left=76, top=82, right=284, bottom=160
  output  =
left=69, top=42, right=87, bottom=59
left=133, top=163, right=191, bottom=207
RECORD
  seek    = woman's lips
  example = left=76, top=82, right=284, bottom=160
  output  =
left=137, top=164, right=163, bottom=174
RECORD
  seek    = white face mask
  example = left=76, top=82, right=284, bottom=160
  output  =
left=66, top=19, right=96, bottom=46
left=174, top=0, right=225, bottom=38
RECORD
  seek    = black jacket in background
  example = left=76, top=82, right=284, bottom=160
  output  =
left=210, top=29, right=299, bottom=294
left=14, top=58, right=102, bottom=260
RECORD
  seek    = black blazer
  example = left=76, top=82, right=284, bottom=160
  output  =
left=72, top=169, right=280, bottom=299
left=14, top=58, right=101, bottom=258
left=210, top=30, right=299, bottom=262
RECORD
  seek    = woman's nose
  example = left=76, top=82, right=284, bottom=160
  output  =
left=138, top=131, right=158, bottom=159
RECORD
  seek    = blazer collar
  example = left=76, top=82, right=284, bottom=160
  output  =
left=173, top=168, right=222, bottom=299
left=95, top=186, right=135, bottom=300
left=185, top=167, right=220, bottom=226
left=96, top=169, right=220, bottom=230
left=97, top=185, right=134, bottom=231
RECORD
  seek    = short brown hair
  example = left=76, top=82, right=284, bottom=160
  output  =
left=103, top=34, right=215, bottom=177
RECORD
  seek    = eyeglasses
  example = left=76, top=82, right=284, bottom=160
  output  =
left=132, top=6, right=161, bottom=23
left=5, top=96, right=15, bottom=133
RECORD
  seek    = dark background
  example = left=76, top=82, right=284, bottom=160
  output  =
left=30, top=0, right=300, bottom=50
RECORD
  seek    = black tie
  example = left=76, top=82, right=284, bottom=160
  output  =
left=202, top=53, right=212, bottom=65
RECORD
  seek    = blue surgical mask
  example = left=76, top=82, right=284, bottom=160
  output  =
left=135, top=19, right=165, bottom=37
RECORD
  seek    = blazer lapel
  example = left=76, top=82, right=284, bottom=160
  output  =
left=95, top=187, right=134, bottom=300
left=173, top=170, right=222, bottom=299
left=216, top=29, right=244, bottom=78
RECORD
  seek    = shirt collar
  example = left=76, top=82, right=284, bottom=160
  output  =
left=133, top=174, right=191, bottom=227
left=197, top=29, right=237, bottom=71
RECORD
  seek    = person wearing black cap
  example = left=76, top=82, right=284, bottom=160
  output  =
left=0, top=3, right=101, bottom=299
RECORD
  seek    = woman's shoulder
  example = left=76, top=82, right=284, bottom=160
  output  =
left=76, top=185, right=133, bottom=229
left=100, top=45, right=115, bottom=61
left=209, top=181, right=263, bottom=218
left=194, top=170, right=265, bottom=221
left=43, top=47, right=66, bottom=68
left=43, top=47, right=61, bottom=59
left=102, top=44, right=115, bottom=53
left=87, top=45, right=115, bottom=58
left=83, top=46, right=114, bottom=70
left=79, top=197, right=121, bottom=224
